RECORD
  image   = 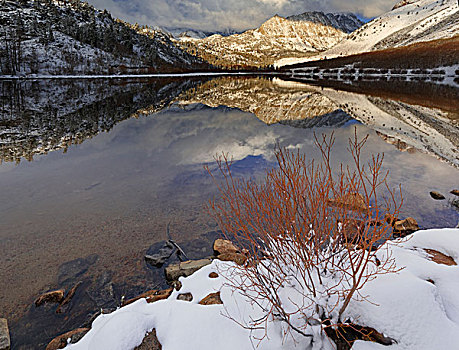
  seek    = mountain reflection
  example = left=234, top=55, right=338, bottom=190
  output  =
left=0, top=76, right=457, bottom=167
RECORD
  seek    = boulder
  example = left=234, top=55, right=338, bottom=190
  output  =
left=424, top=249, right=457, bottom=266
left=122, top=288, right=173, bottom=306
left=199, top=292, right=223, bottom=305
left=328, top=193, right=368, bottom=211
left=177, top=293, right=193, bottom=302
left=213, top=239, right=239, bottom=256
left=165, top=258, right=212, bottom=282
left=451, top=189, right=459, bottom=197
left=46, top=328, right=89, bottom=350
left=134, top=329, right=162, bottom=350
left=217, top=252, right=247, bottom=266
left=35, top=289, right=65, bottom=307
left=393, top=217, right=419, bottom=237
left=0, top=319, right=10, bottom=350
left=429, top=191, right=445, bottom=200
left=208, top=272, right=219, bottom=278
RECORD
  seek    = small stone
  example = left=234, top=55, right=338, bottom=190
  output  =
left=213, top=239, right=239, bottom=256
left=430, top=191, right=445, bottom=200
left=35, top=289, right=65, bottom=307
left=134, top=329, right=162, bottom=350
left=424, top=249, right=457, bottom=266
left=46, top=328, right=89, bottom=350
left=0, top=319, right=10, bottom=350
left=172, top=280, right=182, bottom=291
left=451, top=190, right=459, bottom=196
left=217, top=252, right=247, bottom=265
left=208, top=272, right=219, bottom=278
left=165, top=258, right=212, bottom=282
left=177, top=293, right=193, bottom=302
left=122, top=288, right=173, bottom=306
left=198, top=291, right=223, bottom=305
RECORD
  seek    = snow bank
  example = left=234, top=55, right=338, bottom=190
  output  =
left=67, top=228, right=459, bottom=350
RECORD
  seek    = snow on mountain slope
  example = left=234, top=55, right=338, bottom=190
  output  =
left=277, top=0, right=458, bottom=67
left=287, top=11, right=364, bottom=33
left=175, top=15, right=347, bottom=69
left=0, top=0, right=208, bottom=75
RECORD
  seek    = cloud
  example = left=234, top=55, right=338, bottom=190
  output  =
left=87, top=0, right=396, bottom=31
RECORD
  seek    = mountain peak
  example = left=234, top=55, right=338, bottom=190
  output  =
left=286, top=11, right=364, bottom=33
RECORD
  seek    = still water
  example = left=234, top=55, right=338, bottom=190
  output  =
left=0, top=76, right=458, bottom=348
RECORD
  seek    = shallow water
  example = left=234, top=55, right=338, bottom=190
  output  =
left=0, top=76, right=458, bottom=348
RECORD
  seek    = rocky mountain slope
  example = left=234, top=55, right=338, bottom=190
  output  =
left=277, top=0, right=458, bottom=66
left=175, top=14, right=352, bottom=69
left=165, top=27, right=240, bottom=39
left=0, top=0, right=208, bottom=75
left=287, top=11, right=364, bottom=33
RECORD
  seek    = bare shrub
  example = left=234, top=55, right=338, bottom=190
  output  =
left=207, top=130, right=402, bottom=348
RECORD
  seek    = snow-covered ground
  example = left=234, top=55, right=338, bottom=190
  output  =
left=66, top=228, right=459, bottom=350
left=276, top=0, right=459, bottom=67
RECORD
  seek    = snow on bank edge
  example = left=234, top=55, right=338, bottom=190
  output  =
left=67, top=228, right=459, bottom=350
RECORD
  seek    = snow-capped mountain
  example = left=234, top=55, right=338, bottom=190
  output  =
left=165, top=27, right=240, bottom=39
left=175, top=15, right=349, bottom=69
left=286, top=11, right=364, bottom=33
left=0, top=0, right=208, bottom=75
left=277, top=0, right=458, bottom=66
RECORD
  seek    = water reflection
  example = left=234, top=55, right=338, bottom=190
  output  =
left=0, top=76, right=458, bottom=348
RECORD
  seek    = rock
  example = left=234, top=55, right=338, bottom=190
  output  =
left=58, top=254, right=98, bottom=285
left=384, top=213, right=398, bottom=226
left=177, top=293, right=193, bottom=302
left=424, top=249, right=457, bottom=266
left=134, top=329, right=162, bottom=350
left=216, top=252, right=247, bottom=265
left=56, top=281, right=82, bottom=314
left=213, top=239, right=239, bottom=256
left=430, top=191, right=445, bottom=200
left=122, top=288, right=173, bottom=307
left=165, top=258, right=212, bottom=282
left=325, top=322, right=395, bottom=348
left=199, top=291, right=223, bottom=305
left=45, top=328, right=89, bottom=350
left=87, top=271, right=115, bottom=308
left=172, top=280, right=182, bottom=291
left=35, top=289, right=65, bottom=307
left=393, top=217, right=419, bottom=237
left=0, top=319, right=10, bottom=350
left=328, top=192, right=368, bottom=211
left=145, top=241, right=175, bottom=268
left=208, top=272, right=219, bottom=278
left=451, top=189, right=459, bottom=197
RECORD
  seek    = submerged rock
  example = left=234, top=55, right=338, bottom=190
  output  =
left=58, top=254, right=98, bottom=286
left=451, top=189, right=459, bottom=197
left=0, top=319, right=10, bottom=350
left=328, top=192, right=368, bottom=211
left=165, top=258, right=212, bottom=282
left=145, top=241, right=175, bottom=268
left=430, top=191, right=445, bottom=200
left=56, top=281, right=82, bottom=314
left=35, top=290, right=65, bottom=307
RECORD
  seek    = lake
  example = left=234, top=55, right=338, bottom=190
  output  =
left=0, top=75, right=458, bottom=348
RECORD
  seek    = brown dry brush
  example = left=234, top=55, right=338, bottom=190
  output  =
left=206, top=130, right=403, bottom=348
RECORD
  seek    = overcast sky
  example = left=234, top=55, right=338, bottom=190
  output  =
left=88, top=0, right=397, bottom=31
